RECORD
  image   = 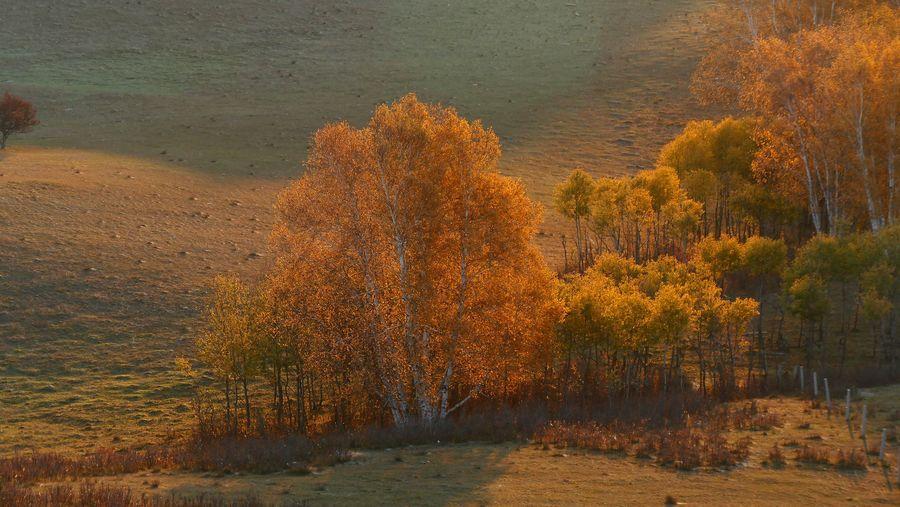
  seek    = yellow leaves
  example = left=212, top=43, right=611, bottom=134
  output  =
left=659, top=117, right=757, bottom=185
left=197, top=275, right=267, bottom=380
left=692, top=235, right=743, bottom=279
left=741, top=236, right=787, bottom=277
left=634, top=166, right=681, bottom=213
left=560, top=249, right=758, bottom=356
left=553, top=168, right=594, bottom=219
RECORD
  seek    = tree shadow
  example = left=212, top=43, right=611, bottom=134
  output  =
left=146, top=442, right=517, bottom=505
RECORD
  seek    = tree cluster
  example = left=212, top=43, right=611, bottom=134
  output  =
left=695, top=1, right=899, bottom=234
left=193, top=95, right=561, bottom=432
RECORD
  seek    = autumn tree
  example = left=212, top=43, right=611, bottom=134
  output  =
left=588, top=168, right=701, bottom=262
left=658, top=117, right=770, bottom=238
left=197, top=275, right=265, bottom=432
left=554, top=169, right=595, bottom=272
left=740, top=236, right=788, bottom=378
left=559, top=251, right=757, bottom=399
left=696, top=4, right=899, bottom=234
left=271, top=94, right=559, bottom=426
left=858, top=225, right=899, bottom=372
left=691, top=0, right=886, bottom=107
left=693, top=235, right=743, bottom=293
left=0, top=92, right=39, bottom=149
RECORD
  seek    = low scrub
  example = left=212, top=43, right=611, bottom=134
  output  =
left=0, top=480, right=263, bottom=507
left=0, top=448, right=176, bottom=485
left=795, top=445, right=869, bottom=470
left=765, top=444, right=786, bottom=468
left=726, top=401, right=783, bottom=431
left=536, top=421, right=751, bottom=470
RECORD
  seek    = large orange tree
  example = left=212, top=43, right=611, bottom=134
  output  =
left=271, top=94, right=559, bottom=426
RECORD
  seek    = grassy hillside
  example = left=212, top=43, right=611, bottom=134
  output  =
left=2, top=0, right=718, bottom=262
left=0, top=0, right=718, bottom=454
left=0, top=147, right=279, bottom=453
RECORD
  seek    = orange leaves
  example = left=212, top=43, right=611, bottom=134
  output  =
left=270, top=94, right=558, bottom=424
left=0, top=92, right=39, bottom=148
left=705, top=4, right=900, bottom=233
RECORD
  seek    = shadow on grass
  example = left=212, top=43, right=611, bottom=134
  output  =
left=134, top=442, right=516, bottom=505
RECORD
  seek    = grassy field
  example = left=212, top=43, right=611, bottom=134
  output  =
left=0, top=147, right=279, bottom=453
left=0, top=0, right=718, bottom=455
left=50, top=388, right=900, bottom=505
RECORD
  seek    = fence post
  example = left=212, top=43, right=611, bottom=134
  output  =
left=879, top=428, right=887, bottom=462
left=799, top=366, right=805, bottom=393
left=824, top=378, right=832, bottom=414
left=845, top=389, right=853, bottom=438
left=861, top=404, right=869, bottom=464
left=812, top=372, right=818, bottom=398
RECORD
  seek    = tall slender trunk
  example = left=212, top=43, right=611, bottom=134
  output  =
left=296, top=367, right=306, bottom=433
left=242, top=374, right=251, bottom=429
left=574, top=214, right=584, bottom=272
left=224, top=377, right=232, bottom=432
left=853, top=87, right=883, bottom=231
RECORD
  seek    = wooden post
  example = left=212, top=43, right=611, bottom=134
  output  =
left=777, top=364, right=783, bottom=390
left=799, top=366, right=805, bottom=393
left=824, top=378, right=832, bottom=414
left=845, top=389, right=854, bottom=438
left=812, top=372, right=818, bottom=398
left=792, top=365, right=799, bottom=387
left=861, top=404, right=869, bottom=462
left=879, top=428, right=887, bottom=462
left=861, top=404, right=867, bottom=435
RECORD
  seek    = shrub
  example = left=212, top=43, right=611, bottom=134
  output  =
left=795, top=445, right=868, bottom=470
left=0, top=480, right=265, bottom=506
left=536, top=422, right=750, bottom=470
left=727, top=401, right=783, bottom=431
left=834, top=449, right=868, bottom=470
left=795, top=445, right=831, bottom=466
left=765, top=444, right=786, bottom=468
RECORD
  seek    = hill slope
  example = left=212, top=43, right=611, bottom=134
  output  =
left=0, top=0, right=718, bottom=453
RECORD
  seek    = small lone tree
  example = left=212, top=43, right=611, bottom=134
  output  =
left=0, top=92, right=39, bottom=149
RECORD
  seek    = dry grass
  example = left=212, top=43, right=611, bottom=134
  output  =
left=0, top=480, right=265, bottom=507
left=537, top=420, right=751, bottom=470
left=5, top=392, right=896, bottom=505
left=0, top=0, right=721, bottom=268
left=726, top=401, right=784, bottom=431
left=795, top=446, right=869, bottom=470
left=0, top=148, right=278, bottom=454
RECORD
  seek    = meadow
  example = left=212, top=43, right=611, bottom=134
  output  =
left=0, top=0, right=715, bottom=454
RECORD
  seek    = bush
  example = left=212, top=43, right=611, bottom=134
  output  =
left=536, top=422, right=750, bottom=470
left=0, top=448, right=176, bottom=485
left=834, top=449, right=868, bottom=470
left=726, top=401, right=783, bottom=431
left=765, top=444, right=786, bottom=468
left=795, top=445, right=831, bottom=465
left=795, top=445, right=868, bottom=470
left=0, top=480, right=264, bottom=507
